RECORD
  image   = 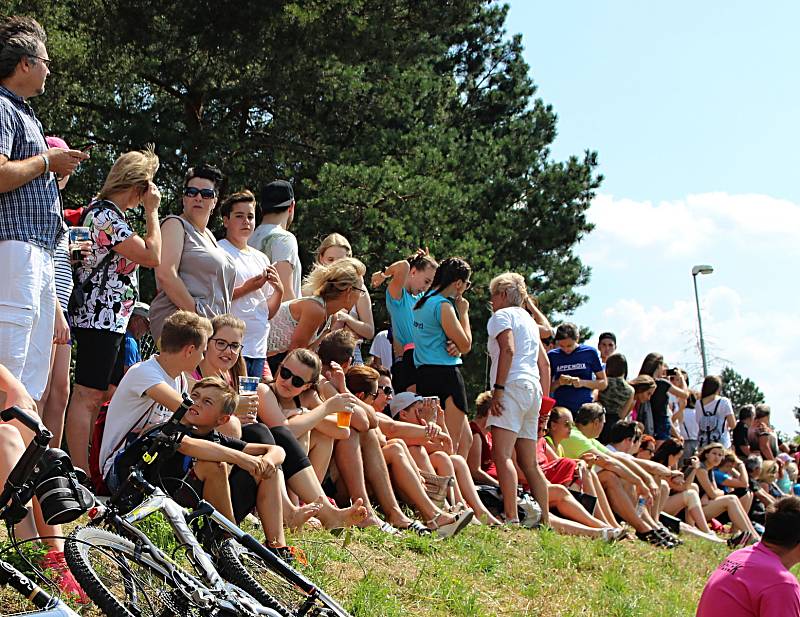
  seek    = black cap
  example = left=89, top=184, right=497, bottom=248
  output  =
left=260, top=180, right=294, bottom=212
left=598, top=332, right=616, bottom=344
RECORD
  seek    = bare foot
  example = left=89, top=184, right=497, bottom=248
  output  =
left=285, top=501, right=323, bottom=531
left=319, top=498, right=368, bottom=529
left=356, top=513, right=383, bottom=529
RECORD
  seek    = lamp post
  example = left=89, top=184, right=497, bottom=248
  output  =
left=692, top=264, right=714, bottom=377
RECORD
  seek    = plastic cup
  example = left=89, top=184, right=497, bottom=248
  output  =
left=69, top=226, right=90, bottom=261
left=336, top=410, right=353, bottom=428
left=239, top=376, right=260, bottom=393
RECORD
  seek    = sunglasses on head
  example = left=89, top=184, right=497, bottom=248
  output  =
left=279, top=366, right=309, bottom=388
left=184, top=186, right=216, bottom=199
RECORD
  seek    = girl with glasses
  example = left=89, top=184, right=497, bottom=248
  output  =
left=150, top=164, right=236, bottom=341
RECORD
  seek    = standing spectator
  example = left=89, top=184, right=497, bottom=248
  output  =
left=315, top=233, right=374, bottom=364
left=412, top=257, right=473, bottom=457
left=123, top=302, right=150, bottom=372
left=638, top=353, right=688, bottom=443
left=732, top=404, right=755, bottom=460
left=219, top=190, right=283, bottom=379
left=0, top=16, right=89, bottom=400
left=749, top=404, right=779, bottom=461
left=371, top=249, right=438, bottom=393
left=597, top=332, right=617, bottom=365
left=149, top=164, right=235, bottom=340
left=248, top=180, right=301, bottom=300
left=597, top=353, right=634, bottom=444
left=65, top=147, right=162, bottom=473
left=485, top=272, right=549, bottom=525
left=695, top=374, right=735, bottom=449
left=38, top=135, right=76, bottom=446
left=548, top=323, right=607, bottom=413
left=697, top=496, right=800, bottom=617
left=368, top=328, right=394, bottom=369
left=677, top=389, right=701, bottom=461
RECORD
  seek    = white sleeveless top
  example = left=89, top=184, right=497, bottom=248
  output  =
left=266, top=296, right=331, bottom=354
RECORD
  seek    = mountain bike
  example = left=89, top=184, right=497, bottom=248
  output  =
left=0, top=405, right=90, bottom=617
left=66, top=395, right=352, bottom=616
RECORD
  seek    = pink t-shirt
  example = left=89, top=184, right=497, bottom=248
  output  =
left=696, top=543, right=800, bottom=617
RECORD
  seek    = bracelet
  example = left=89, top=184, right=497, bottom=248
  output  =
left=40, top=153, right=49, bottom=176
left=493, top=384, right=505, bottom=391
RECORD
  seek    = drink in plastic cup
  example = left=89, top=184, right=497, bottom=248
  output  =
left=69, top=226, right=90, bottom=261
left=239, top=376, right=260, bottom=393
left=337, top=410, right=353, bottom=428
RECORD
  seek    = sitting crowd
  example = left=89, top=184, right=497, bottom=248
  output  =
left=1, top=18, right=797, bottom=613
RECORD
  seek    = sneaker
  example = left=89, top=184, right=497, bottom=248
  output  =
left=42, top=549, right=90, bottom=604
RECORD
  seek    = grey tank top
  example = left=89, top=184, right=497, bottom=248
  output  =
left=149, top=215, right=236, bottom=340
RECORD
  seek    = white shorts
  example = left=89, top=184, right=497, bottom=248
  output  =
left=0, top=241, right=56, bottom=400
left=486, top=379, right=542, bottom=441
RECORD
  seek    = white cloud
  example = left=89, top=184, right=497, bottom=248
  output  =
left=572, top=192, right=800, bottom=434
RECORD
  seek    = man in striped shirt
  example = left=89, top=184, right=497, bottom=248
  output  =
left=0, top=16, right=88, bottom=400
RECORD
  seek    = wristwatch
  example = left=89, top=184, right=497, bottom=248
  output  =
left=493, top=384, right=505, bottom=391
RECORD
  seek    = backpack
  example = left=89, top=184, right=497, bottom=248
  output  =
left=697, top=399, right=723, bottom=447
left=475, top=485, right=542, bottom=528
left=88, top=402, right=112, bottom=495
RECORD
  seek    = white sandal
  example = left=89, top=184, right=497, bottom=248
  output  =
left=425, top=508, right=474, bottom=538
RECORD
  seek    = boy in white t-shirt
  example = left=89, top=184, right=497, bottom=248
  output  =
left=219, top=190, right=284, bottom=379
left=100, top=310, right=280, bottom=528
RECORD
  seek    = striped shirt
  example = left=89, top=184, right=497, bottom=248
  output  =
left=0, top=85, right=62, bottom=250
left=53, top=233, right=73, bottom=308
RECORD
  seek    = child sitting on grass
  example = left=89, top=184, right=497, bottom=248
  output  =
left=101, top=310, right=287, bottom=548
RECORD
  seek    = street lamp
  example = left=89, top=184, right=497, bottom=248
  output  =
left=692, top=264, right=714, bottom=377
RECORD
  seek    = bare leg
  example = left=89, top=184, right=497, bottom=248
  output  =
left=490, top=426, right=520, bottom=521
left=217, top=415, right=243, bottom=440
left=0, top=425, right=37, bottom=539
left=429, top=451, right=464, bottom=505
left=279, top=472, right=321, bottom=530
left=587, top=468, right=618, bottom=526
left=597, top=470, right=652, bottom=533
left=450, top=454, right=500, bottom=525
left=333, top=431, right=380, bottom=527
left=702, top=496, right=760, bottom=538
left=255, top=473, right=286, bottom=547
left=663, top=489, right=712, bottom=535
left=514, top=437, right=550, bottom=527
left=407, top=444, right=436, bottom=474
left=64, top=384, right=108, bottom=472
left=193, top=460, right=235, bottom=522
left=549, top=514, right=607, bottom=539
left=443, top=396, right=472, bottom=458
left=40, top=343, right=71, bottom=447
left=308, top=429, right=334, bottom=482
left=549, top=484, right=607, bottom=528
left=361, top=432, right=413, bottom=528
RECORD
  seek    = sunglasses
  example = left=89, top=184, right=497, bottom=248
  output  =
left=184, top=186, right=216, bottom=199
left=641, top=448, right=655, bottom=454
left=382, top=386, right=394, bottom=396
left=279, top=365, right=309, bottom=388
left=209, top=338, right=242, bottom=353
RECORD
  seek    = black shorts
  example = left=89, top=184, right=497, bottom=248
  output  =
left=415, top=364, right=468, bottom=414
left=391, top=348, right=417, bottom=393
left=241, top=423, right=311, bottom=480
left=73, top=328, right=125, bottom=390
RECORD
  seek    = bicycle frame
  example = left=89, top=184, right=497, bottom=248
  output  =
left=0, top=559, right=79, bottom=617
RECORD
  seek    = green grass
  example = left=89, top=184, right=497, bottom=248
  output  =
left=0, top=517, right=773, bottom=617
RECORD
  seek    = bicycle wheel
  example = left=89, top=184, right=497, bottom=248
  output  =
left=217, top=538, right=351, bottom=617
left=65, top=526, right=205, bottom=617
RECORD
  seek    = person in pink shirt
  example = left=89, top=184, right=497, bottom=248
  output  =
left=697, top=496, right=800, bottom=617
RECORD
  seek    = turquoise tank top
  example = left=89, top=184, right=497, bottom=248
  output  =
left=412, top=293, right=461, bottom=367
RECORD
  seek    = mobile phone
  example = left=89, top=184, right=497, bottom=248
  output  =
left=666, top=368, right=678, bottom=377
left=75, top=142, right=97, bottom=152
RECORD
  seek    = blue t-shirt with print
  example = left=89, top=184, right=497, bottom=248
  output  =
left=548, top=344, right=603, bottom=412
left=412, top=294, right=461, bottom=367
left=386, top=288, right=421, bottom=349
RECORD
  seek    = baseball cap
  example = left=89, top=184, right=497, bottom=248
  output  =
left=132, top=302, right=150, bottom=318
left=598, top=332, right=616, bottom=344
left=260, top=180, right=294, bottom=212
left=388, top=391, right=424, bottom=418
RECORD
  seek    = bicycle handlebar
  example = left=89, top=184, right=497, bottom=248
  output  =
left=1, top=406, right=51, bottom=443
left=140, top=394, right=194, bottom=464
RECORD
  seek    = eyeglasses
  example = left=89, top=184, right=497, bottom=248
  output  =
left=365, top=389, right=379, bottom=399
left=184, top=187, right=216, bottom=200
left=382, top=386, right=394, bottom=396
left=352, top=286, right=367, bottom=295
left=209, top=338, right=242, bottom=353
left=641, top=448, right=655, bottom=454
left=463, top=280, right=472, bottom=290
left=279, top=366, right=309, bottom=388
left=28, top=55, right=51, bottom=68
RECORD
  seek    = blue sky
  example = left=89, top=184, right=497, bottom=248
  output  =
left=506, top=2, right=800, bottom=432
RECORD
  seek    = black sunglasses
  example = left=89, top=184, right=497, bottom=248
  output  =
left=184, top=186, right=216, bottom=199
left=279, top=365, right=309, bottom=388
left=382, top=386, right=394, bottom=396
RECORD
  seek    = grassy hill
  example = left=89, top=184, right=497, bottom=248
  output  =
left=0, top=522, right=752, bottom=616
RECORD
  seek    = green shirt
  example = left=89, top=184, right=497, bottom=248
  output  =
left=560, top=427, right=610, bottom=459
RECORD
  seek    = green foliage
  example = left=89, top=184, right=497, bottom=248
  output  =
left=720, top=366, right=765, bottom=410
left=0, top=538, right=48, bottom=574
left=6, top=1, right=601, bottom=399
